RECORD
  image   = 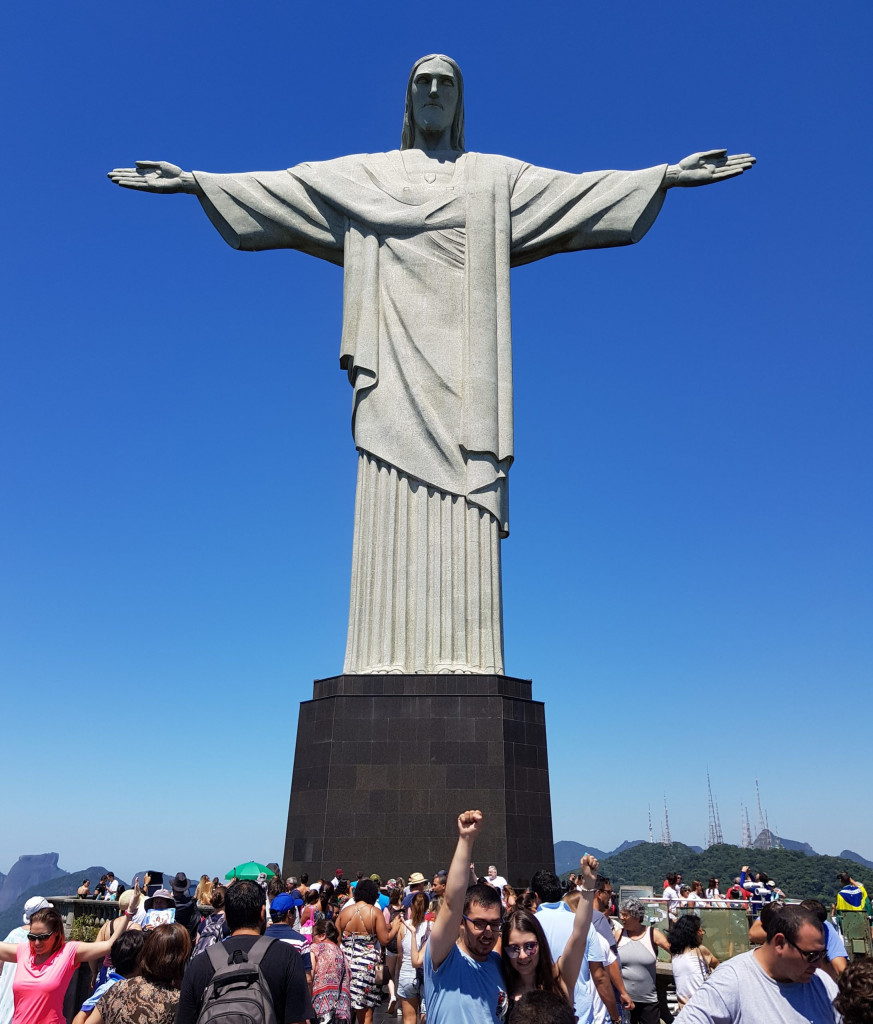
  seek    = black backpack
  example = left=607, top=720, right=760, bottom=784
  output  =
left=196, top=938, right=278, bottom=1024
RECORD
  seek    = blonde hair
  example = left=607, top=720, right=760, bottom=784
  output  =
left=118, top=889, right=138, bottom=911
left=195, top=876, right=214, bottom=904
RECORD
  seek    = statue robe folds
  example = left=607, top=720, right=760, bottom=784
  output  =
left=193, top=152, right=667, bottom=674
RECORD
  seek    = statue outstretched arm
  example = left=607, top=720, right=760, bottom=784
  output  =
left=664, top=150, right=756, bottom=188
left=107, top=161, right=201, bottom=195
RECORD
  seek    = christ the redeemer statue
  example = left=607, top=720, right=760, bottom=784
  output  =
left=109, top=54, right=754, bottom=677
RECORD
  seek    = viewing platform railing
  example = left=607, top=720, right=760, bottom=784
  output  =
left=615, top=891, right=872, bottom=962
left=48, top=896, right=121, bottom=940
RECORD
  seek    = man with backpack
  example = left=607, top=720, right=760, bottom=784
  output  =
left=176, top=879, right=314, bottom=1024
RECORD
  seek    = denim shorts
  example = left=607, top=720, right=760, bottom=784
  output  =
left=396, top=976, right=421, bottom=1000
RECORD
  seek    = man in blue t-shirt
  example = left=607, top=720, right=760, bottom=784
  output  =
left=424, top=811, right=508, bottom=1024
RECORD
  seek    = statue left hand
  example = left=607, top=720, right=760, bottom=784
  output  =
left=665, top=150, right=756, bottom=187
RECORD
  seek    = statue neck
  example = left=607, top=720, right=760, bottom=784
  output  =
left=412, top=127, right=456, bottom=153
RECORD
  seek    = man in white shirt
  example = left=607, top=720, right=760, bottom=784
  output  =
left=681, top=904, right=838, bottom=1023
left=663, top=873, right=680, bottom=918
left=485, top=866, right=508, bottom=890
left=532, top=871, right=619, bottom=1024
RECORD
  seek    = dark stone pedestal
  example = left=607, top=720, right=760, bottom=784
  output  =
left=282, top=674, right=554, bottom=887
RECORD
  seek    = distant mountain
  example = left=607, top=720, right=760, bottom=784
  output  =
left=0, top=854, right=61, bottom=912
left=554, top=842, right=607, bottom=874
left=841, top=850, right=873, bottom=870
left=754, top=830, right=818, bottom=856
left=554, top=840, right=646, bottom=875
left=0, top=865, right=109, bottom=940
left=611, top=840, right=648, bottom=857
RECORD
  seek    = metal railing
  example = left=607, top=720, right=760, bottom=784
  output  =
left=614, top=892, right=872, bottom=962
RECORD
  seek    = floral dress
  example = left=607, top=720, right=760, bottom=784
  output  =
left=311, top=941, right=352, bottom=1023
left=98, top=977, right=180, bottom=1024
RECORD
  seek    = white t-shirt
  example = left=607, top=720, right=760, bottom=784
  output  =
left=680, top=949, right=839, bottom=1024
left=486, top=875, right=508, bottom=890
left=663, top=885, right=680, bottom=914
left=536, top=903, right=606, bottom=1024
left=589, top=932, right=617, bottom=1024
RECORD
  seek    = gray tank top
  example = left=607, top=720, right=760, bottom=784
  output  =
left=617, top=927, right=658, bottom=1002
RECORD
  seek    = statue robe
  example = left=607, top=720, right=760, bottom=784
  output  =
left=193, top=152, right=667, bottom=674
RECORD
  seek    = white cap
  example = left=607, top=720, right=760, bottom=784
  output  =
left=23, top=897, right=51, bottom=924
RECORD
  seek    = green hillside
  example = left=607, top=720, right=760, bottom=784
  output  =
left=595, top=842, right=872, bottom=904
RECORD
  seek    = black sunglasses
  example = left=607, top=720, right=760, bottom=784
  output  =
left=785, top=937, right=827, bottom=964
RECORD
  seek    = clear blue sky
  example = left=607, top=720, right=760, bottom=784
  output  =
left=2, top=0, right=871, bottom=884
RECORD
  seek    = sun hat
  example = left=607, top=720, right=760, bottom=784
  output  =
left=144, top=888, right=175, bottom=910
left=408, top=872, right=427, bottom=885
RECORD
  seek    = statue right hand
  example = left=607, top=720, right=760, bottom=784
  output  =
left=107, top=160, right=195, bottom=193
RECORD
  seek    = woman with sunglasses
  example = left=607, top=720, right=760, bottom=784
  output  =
left=0, top=882, right=142, bottom=1024
left=499, top=855, right=598, bottom=1016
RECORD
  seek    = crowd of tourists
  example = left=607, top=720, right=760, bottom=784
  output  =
left=0, top=819, right=871, bottom=1024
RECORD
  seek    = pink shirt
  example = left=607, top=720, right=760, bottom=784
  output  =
left=12, top=941, right=79, bottom=1024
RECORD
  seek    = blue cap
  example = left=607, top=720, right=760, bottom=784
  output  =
left=270, top=893, right=295, bottom=915
left=271, top=892, right=302, bottom=915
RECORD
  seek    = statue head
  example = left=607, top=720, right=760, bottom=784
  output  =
left=401, top=54, right=465, bottom=152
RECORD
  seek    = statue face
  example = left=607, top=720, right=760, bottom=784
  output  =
left=411, top=57, right=458, bottom=140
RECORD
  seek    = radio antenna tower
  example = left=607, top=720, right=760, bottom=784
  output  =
left=755, top=779, right=772, bottom=849
left=663, top=796, right=672, bottom=845
left=706, top=770, right=724, bottom=847
left=741, top=804, right=753, bottom=848
left=648, top=805, right=654, bottom=844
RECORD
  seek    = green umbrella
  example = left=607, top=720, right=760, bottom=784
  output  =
left=225, top=861, right=273, bottom=881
